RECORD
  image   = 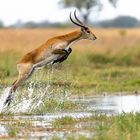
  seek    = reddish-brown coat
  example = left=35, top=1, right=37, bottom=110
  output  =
left=19, top=30, right=81, bottom=64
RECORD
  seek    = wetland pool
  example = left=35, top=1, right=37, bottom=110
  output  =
left=0, top=94, right=140, bottom=139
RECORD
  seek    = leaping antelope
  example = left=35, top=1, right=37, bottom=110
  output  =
left=5, top=10, right=97, bottom=106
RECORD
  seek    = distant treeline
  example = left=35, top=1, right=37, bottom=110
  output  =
left=0, top=15, right=140, bottom=28
left=96, top=16, right=140, bottom=28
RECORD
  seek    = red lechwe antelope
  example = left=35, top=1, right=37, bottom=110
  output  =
left=5, top=10, right=97, bottom=105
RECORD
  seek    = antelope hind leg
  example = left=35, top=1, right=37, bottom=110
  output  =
left=4, top=63, right=34, bottom=106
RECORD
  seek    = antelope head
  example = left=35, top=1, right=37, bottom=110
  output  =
left=70, top=10, right=97, bottom=40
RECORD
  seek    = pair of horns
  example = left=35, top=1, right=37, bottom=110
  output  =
left=70, top=10, right=87, bottom=28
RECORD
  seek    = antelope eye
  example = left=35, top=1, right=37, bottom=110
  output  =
left=87, top=30, right=90, bottom=33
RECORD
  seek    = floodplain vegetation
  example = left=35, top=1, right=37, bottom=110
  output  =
left=0, top=28, right=140, bottom=93
left=0, top=28, right=140, bottom=139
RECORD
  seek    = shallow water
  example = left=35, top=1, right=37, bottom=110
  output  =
left=1, top=87, right=140, bottom=139
left=72, top=95, right=140, bottom=114
left=0, top=112, right=93, bottom=139
left=16, top=112, right=92, bottom=121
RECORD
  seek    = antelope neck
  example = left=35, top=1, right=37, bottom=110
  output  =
left=57, top=30, right=82, bottom=45
left=66, top=30, right=82, bottom=45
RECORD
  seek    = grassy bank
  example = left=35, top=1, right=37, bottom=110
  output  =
left=1, top=51, right=140, bottom=94
left=0, top=28, right=140, bottom=94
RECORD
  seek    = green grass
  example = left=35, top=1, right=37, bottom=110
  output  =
left=1, top=47, right=140, bottom=94
left=52, top=116, right=76, bottom=128
left=93, top=113, right=140, bottom=140
left=33, top=99, right=80, bottom=114
left=50, top=113, right=140, bottom=140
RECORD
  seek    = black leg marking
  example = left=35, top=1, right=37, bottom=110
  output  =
left=4, top=94, right=13, bottom=106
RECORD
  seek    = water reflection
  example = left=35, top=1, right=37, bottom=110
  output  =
left=74, top=95, right=140, bottom=114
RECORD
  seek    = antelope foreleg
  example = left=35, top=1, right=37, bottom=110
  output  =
left=52, top=48, right=72, bottom=64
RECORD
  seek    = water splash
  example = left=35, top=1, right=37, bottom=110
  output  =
left=0, top=69, right=46, bottom=113
left=0, top=66, right=72, bottom=114
left=0, top=87, right=11, bottom=113
left=4, top=83, right=51, bottom=114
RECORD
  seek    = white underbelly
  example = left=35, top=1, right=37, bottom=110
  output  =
left=33, top=55, right=58, bottom=69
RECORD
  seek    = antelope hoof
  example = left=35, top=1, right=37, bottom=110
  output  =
left=68, top=48, right=72, bottom=54
left=4, top=95, right=13, bottom=106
